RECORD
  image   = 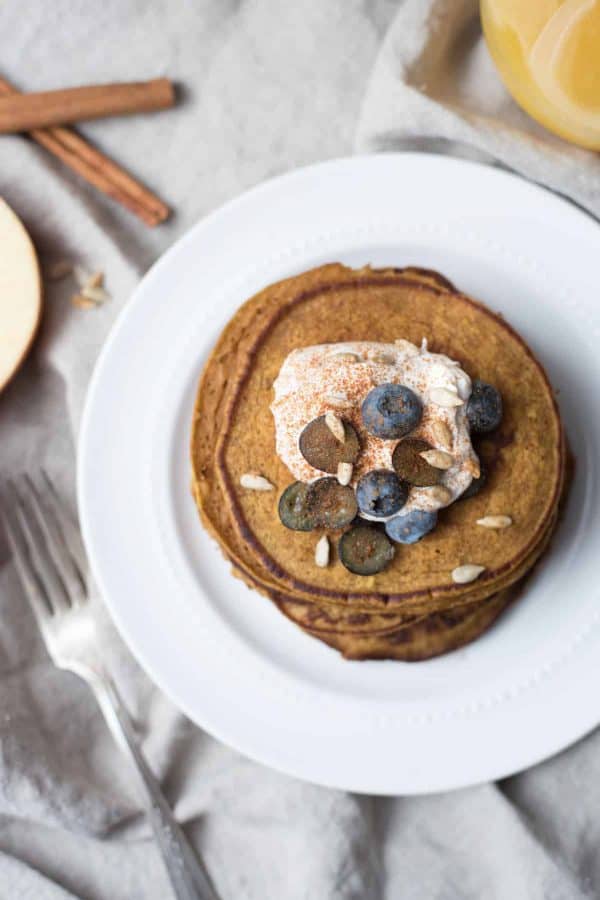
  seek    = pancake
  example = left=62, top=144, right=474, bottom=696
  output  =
left=225, top=542, right=521, bottom=660
left=215, top=504, right=559, bottom=660
left=191, top=265, right=564, bottom=618
left=306, top=589, right=515, bottom=662
left=192, top=471, right=562, bottom=620
left=275, top=506, right=559, bottom=659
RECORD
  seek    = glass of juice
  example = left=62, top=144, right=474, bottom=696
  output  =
left=480, top=0, right=600, bottom=149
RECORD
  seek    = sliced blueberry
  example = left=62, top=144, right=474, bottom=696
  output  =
left=278, top=482, right=317, bottom=531
left=299, top=415, right=360, bottom=474
left=385, top=509, right=438, bottom=544
left=356, top=469, right=408, bottom=518
left=467, top=380, right=502, bottom=433
left=279, top=478, right=358, bottom=531
left=339, top=525, right=395, bottom=575
left=361, top=383, right=422, bottom=439
left=392, top=437, right=441, bottom=487
left=309, top=477, right=358, bottom=529
left=460, top=463, right=487, bottom=500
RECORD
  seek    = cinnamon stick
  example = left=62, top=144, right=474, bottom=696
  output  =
left=0, top=78, right=174, bottom=134
left=0, top=77, right=169, bottom=226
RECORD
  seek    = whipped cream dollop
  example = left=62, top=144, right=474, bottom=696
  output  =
left=270, top=340, right=479, bottom=516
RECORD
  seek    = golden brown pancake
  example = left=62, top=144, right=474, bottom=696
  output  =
left=305, top=589, right=515, bottom=662
left=191, top=264, right=565, bottom=659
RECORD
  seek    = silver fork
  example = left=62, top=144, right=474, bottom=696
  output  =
left=1, top=471, right=219, bottom=900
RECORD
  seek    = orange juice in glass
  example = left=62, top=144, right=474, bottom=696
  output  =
left=480, top=0, right=600, bottom=149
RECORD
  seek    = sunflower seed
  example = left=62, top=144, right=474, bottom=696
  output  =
left=315, top=535, right=330, bottom=568
left=85, top=270, right=104, bottom=289
left=431, top=419, right=453, bottom=450
left=337, top=461, right=353, bottom=486
left=465, top=457, right=481, bottom=479
left=425, top=484, right=453, bottom=505
left=452, top=564, right=486, bottom=584
left=81, top=285, right=110, bottom=304
left=455, top=374, right=471, bottom=400
left=476, top=515, right=512, bottom=529
left=325, top=393, right=353, bottom=410
left=419, top=449, right=453, bottom=469
left=240, top=473, right=274, bottom=491
left=325, top=410, right=346, bottom=443
left=71, top=293, right=96, bottom=310
left=430, top=387, right=464, bottom=407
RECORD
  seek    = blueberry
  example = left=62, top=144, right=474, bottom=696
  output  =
left=278, top=478, right=358, bottom=531
left=392, top=438, right=441, bottom=486
left=361, top=383, right=422, bottom=439
left=339, top=525, right=395, bottom=575
left=467, top=381, right=502, bottom=433
left=278, top=482, right=317, bottom=531
left=356, top=469, right=409, bottom=518
left=299, top=415, right=360, bottom=473
left=385, top=509, right=438, bottom=544
left=309, top=477, right=358, bottom=529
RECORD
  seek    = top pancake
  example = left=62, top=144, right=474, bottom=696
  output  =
left=191, top=264, right=563, bottom=613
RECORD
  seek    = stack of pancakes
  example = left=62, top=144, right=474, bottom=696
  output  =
left=191, top=264, right=565, bottom=660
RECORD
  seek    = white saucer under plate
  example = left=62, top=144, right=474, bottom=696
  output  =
left=78, top=153, right=600, bottom=795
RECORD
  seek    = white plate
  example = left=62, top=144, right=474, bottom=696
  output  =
left=78, top=154, right=600, bottom=795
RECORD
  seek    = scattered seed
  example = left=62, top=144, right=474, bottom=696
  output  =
left=420, top=337, right=428, bottom=351
left=455, top=374, right=471, bottom=400
left=86, top=271, right=104, bottom=288
left=420, top=449, right=453, bottom=470
left=452, top=564, right=486, bottom=584
left=431, top=420, right=452, bottom=450
left=426, top=485, right=453, bottom=505
left=325, top=410, right=346, bottom=443
left=315, top=535, right=330, bottom=568
left=477, top=515, right=512, bottom=529
left=337, top=461, right=353, bottom=486
left=326, top=393, right=353, bottom=409
left=240, top=473, right=274, bottom=491
left=71, top=293, right=96, bottom=310
left=430, top=387, right=464, bottom=407
left=465, top=457, right=481, bottom=479
left=81, top=285, right=110, bottom=304
left=46, top=260, right=73, bottom=281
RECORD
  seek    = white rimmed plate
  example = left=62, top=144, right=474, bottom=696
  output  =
left=78, top=154, right=600, bottom=795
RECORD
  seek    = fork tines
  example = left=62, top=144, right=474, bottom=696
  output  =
left=1, top=471, right=87, bottom=618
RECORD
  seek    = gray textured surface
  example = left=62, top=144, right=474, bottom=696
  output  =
left=0, top=2, right=598, bottom=898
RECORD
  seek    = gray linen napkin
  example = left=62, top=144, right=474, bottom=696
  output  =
left=1, top=1, right=600, bottom=899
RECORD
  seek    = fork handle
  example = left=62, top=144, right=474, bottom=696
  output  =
left=90, top=675, right=219, bottom=900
